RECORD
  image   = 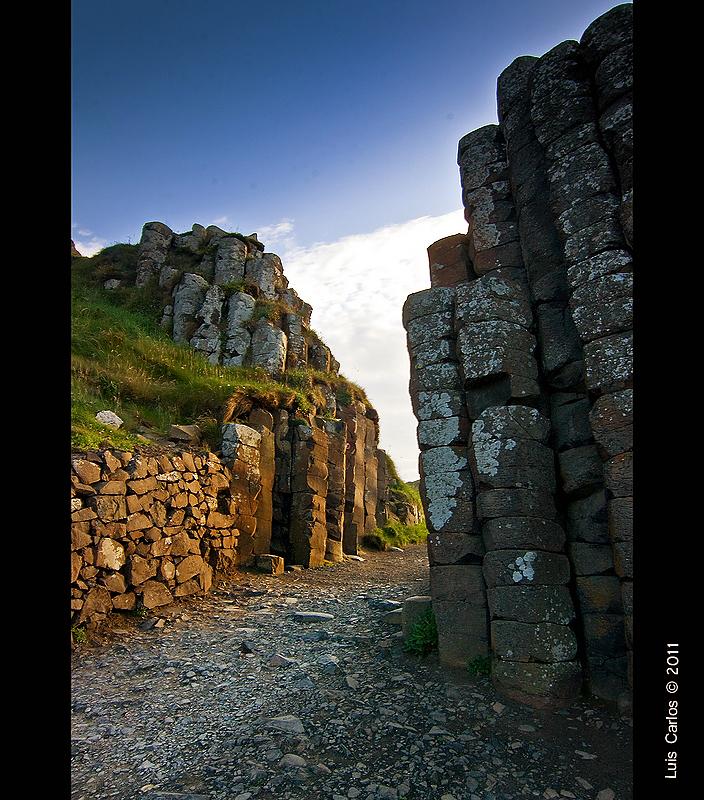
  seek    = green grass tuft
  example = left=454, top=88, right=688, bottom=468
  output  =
left=363, top=518, right=428, bottom=551
left=70, top=245, right=376, bottom=452
left=466, top=655, right=492, bottom=676
left=403, top=608, right=438, bottom=656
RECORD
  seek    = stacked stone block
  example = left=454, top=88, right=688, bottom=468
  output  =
left=289, top=420, right=329, bottom=567
left=71, top=444, right=262, bottom=626
left=323, top=419, right=347, bottom=562
left=404, top=3, right=632, bottom=706
left=402, top=286, right=488, bottom=667
left=341, top=401, right=367, bottom=555
left=248, top=409, right=276, bottom=556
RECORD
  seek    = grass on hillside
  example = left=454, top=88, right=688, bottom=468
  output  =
left=362, top=518, right=428, bottom=552
left=71, top=244, right=371, bottom=451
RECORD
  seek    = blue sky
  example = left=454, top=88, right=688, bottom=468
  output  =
left=72, top=0, right=629, bottom=479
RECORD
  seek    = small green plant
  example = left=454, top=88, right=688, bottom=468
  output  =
left=467, top=655, right=492, bottom=676
left=403, top=609, right=438, bottom=656
left=71, top=625, right=87, bottom=644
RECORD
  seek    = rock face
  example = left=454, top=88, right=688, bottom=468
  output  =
left=134, top=224, right=334, bottom=378
left=403, top=4, right=632, bottom=708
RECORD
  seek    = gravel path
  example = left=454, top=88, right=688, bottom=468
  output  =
left=71, top=545, right=632, bottom=800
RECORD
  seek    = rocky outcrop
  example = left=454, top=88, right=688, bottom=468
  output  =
left=135, top=224, right=328, bottom=379
left=404, top=4, right=632, bottom=708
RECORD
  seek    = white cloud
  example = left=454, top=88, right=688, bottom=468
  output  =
left=280, top=209, right=466, bottom=482
left=255, top=218, right=296, bottom=249
left=73, top=236, right=108, bottom=257
left=210, top=215, right=230, bottom=226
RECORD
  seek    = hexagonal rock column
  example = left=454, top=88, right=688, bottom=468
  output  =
left=341, top=401, right=367, bottom=555
left=427, top=234, right=471, bottom=288
left=248, top=408, right=276, bottom=556
left=220, top=422, right=262, bottom=566
left=526, top=26, right=633, bottom=696
left=403, top=285, right=488, bottom=666
left=136, top=221, right=173, bottom=287
left=323, top=419, right=347, bottom=562
left=362, top=413, right=380, bottom=534
left=496, top=48, right=628, bottom=701
left=471, top=407, right=580, bottom=707
left=289, top=420, right=329, bottom=567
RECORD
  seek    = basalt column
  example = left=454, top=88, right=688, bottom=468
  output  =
left=402, top=287, right=489, bottom=668
left=501, top=3, right=632, bottom=698
left=248, top=408, right=275, bottom=556
left=363, top=413, right=380, bottom=535
left=323, top=419, right=347, bottom=562
left=289, top=420, right=329, bottom=567
left=496, top=41, right=629, bottom=699
left=406, top=3, right=632, bottom=706
left=341, top=401, right=367, bottom=555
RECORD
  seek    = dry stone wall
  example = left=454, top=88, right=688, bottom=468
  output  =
left=404, top=4, right=632, bottom=708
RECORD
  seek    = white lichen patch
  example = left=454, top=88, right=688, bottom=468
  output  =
left=417, top=391, right=455, bottom=420
left=471, top=419, right=501, bottom=476
left=420, top=446, right=468, bottom=475
left=509, top=551, right=537, bottom=582
left=428, top=496, right=457, bottom=530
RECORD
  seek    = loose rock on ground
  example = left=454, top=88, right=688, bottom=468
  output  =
left=71, top=545, right=631, bottom=800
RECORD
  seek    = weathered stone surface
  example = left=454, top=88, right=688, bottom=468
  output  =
left=488, top=585, right=574, bottom=624
left=575, top=575, right=623, bottom=614
left=433, top=601, right=489, bottom=667
left=483, top=550, right=570, bottom=588
left=417, top=416, right=469, bottom=448
left=558, top=445, right=603, bottom=495
left=492, top=620, right=577, bottom=662
left=493, top=660, right=582, bottom=702
left=568, top=543, right=615, bottom=576
left=430, top=564, right=486, bottom=601
left=95, top=410, right=124, bottom=429
left=141, top=580, right=174, bottom=609
left=245, top=252, right=284, bottom=300
left=402, top=595, right=433, bottom=639
left=213, top=237, right=247, bottom=285
left=79, top=586, right=113, bottom=623
left=176, top=555, right=204, bottom=583
left=420, top=467, right=474, bottom=535
left=427, top=532, right=484, bottom=565
left=583, top=331, right=632, bottom=394
left=566, top=490, right=609, bottom=543
left=589, top=389, right=632, bottom=458
left=128, top=555, right=157, bottom=585
left=482, top=516, right=566, bottom=553
left=250, top=319, right=287, bottom=375
left=72, top=459, right=102, bottom=485
left=604, top=451, right=632, bottom=498
left=136, top=222, right=173, bottom=287
left=427, top=234, right=469, bottom=288
left=95, top=539, right=126, bottom=571
left=255, top=554, right=284, bottom=576
left=608, top=496, right=632, bottom=542
left=172, top=273, right=209, bottom=344
left=476, top=488, right=556, bottom=520
left=455, top=269, right=531, bottom=328
left=402, top=287, right=455, bottom=327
